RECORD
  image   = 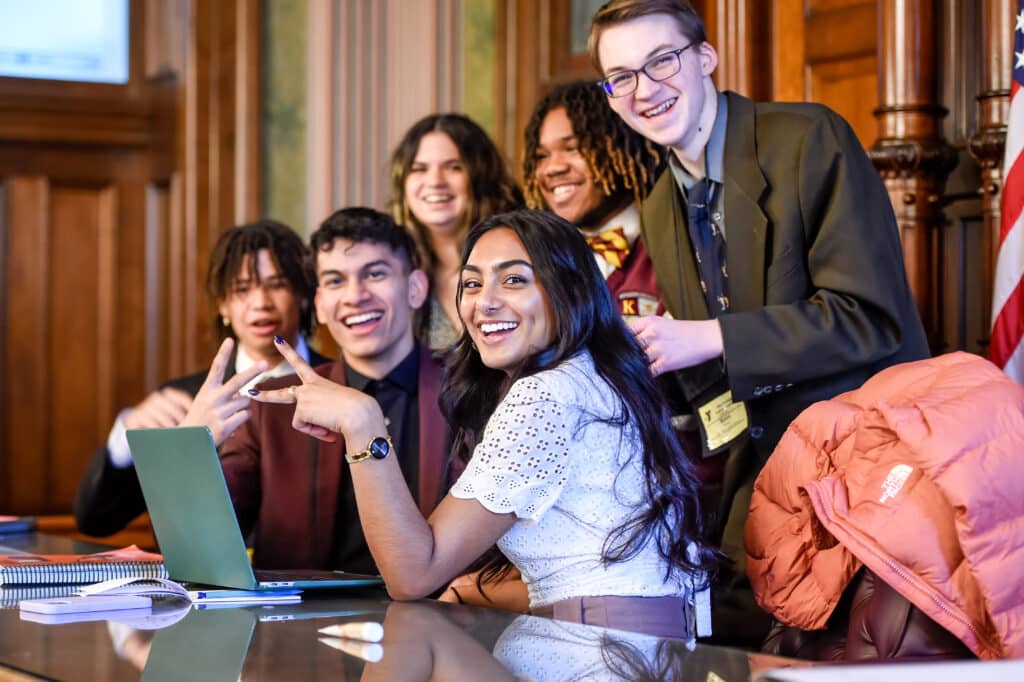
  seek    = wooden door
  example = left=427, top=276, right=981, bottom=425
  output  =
left=0, top=0, right=261, bottom=516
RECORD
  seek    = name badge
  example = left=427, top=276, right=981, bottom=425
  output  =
left=695, top=389, right=748, bottom=456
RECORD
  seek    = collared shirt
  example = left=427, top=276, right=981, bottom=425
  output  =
left=670, top=91, right=729, bottom=239
left=235, top=335, right=311, bottom=393
left=107, top=336, right=314, bottom=468
left=333, top=348, right=420, bottom=572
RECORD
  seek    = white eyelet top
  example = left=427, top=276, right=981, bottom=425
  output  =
left=450, top=351, right=699, bottom=609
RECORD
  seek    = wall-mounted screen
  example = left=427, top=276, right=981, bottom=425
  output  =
left=0, top=0, right=129, bottom=84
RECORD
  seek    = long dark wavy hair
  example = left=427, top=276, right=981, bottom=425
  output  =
left=441, top=209, right=717, bottom=588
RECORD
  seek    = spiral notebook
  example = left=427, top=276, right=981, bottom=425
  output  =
left=0, top=545, right=167, bottom=586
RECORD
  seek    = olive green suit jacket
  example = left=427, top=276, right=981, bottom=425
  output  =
left=643, top=91, right=929, bottom=468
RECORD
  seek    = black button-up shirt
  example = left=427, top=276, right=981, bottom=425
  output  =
left=331, top=348, right=420, bottom=572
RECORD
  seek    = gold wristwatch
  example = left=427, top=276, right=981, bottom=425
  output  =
left=345, top=436, right=392, bottom=464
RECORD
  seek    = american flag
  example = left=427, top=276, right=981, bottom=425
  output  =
left=991, top=1, right=1024, bottom=382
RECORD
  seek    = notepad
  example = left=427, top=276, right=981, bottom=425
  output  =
left=0, top=545, right=167, bottom=585
left=1, top=583, right=80, bottom=609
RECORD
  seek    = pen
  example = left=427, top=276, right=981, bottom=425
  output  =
left=318, top=636, right=384, bottom=663
left=317, top=621, right=384, bottom=642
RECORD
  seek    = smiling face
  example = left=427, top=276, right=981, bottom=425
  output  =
left=597, top=13, right=717, bottom=156
left=459, top=228, right=555, bottom=374
left=314, top=238, right=428, bottom=378
left=403, top=131, right=471, bottom=238
left=218, top=249, right=302, bottom=364
left=534, top=107, right=609, bottom=226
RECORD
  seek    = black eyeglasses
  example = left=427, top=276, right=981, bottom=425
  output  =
left=598, top=40, right=700, bottom=98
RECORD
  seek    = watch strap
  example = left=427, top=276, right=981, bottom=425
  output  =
left=345, top=436, right=392, bottom=464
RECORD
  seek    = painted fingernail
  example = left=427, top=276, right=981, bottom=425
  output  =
left=274, top=336, right=284, bottom=344
left=248, top=389, right=259, bottom=396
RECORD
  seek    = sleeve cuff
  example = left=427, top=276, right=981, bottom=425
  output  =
left=106, top=409, right=136, bottom=469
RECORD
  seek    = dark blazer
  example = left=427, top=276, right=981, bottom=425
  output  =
left=219, top=344, right=449, bottom=571
left=642, top=93, right=930, bottom=644
left=642, top=91, right=929, bottom=465
left=73, top=346, right=329, bottom=537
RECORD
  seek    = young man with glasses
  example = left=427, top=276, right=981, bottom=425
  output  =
left=589, top=0, right=929, bottom=646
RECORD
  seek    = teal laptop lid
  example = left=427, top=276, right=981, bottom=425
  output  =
left=141, top=606, right=256, bottom=682
left=127, top=426, right=382, bottom=591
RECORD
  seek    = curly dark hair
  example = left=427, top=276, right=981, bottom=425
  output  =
left=205, top=219, right=316, bottom=339
left=311, top=207, right=419, bottom=273
left=388, top=113, right=523, bottom=278
left=522, top=80, right=664, bottom=211
left=442, top=209, right=718, bottom=591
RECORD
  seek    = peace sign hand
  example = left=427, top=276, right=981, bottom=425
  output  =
left=249, top=336, right=385, bottom=444
left=181, top=338, right=267, bottom=445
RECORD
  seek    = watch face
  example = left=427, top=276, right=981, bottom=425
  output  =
left=369, top=437, right=391, bottom=460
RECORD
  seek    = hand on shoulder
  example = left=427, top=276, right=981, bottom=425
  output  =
left=628, top=316, right=723, bottom=376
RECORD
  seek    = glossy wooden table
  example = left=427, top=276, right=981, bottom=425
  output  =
left=0, top=534, right=804, bottom=681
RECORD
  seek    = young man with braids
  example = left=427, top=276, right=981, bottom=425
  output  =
left=523, top=79, right=665, bottom=319
left=589, top=0, right=928, bottom=645
left=74, top=220, right=329, bottom=537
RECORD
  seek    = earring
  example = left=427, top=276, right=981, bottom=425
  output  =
left=222, top=316, right=230, bottom=327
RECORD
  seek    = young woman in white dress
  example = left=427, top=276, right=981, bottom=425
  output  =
left=252, top=209, right=717, bottom=640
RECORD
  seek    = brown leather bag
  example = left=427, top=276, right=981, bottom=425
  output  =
left=760, top=568, right=974, bottom=661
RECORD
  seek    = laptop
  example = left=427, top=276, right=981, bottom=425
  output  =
left=127, top=426, right=383, bottom=592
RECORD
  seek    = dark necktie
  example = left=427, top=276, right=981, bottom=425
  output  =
left=685, top=179, right=730, bottom=316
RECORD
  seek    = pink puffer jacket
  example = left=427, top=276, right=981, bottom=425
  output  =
left=745, top=352, right=1024, bottom=660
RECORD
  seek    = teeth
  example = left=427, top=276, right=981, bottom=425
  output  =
left=552, top=185, right=575, bottom=198
left=643, top=98, right=676, bottom=117
left=344, top=311, right=384, bottom=326
left=481, top=321, right=518, bottom=334
left=424, top=194, right=453, bottom=203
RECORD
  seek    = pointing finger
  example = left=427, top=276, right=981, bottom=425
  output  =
left=249, top=385, right=298, bottom=404
left=273, top=336, right=319, bottom=383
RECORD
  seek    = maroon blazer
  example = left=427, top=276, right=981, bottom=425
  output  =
left=219, top=345, right=448, bottom=570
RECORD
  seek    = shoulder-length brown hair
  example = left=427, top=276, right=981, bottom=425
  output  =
left=388, top=113, right=523, bottom=278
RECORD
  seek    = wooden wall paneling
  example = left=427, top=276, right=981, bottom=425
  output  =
left=809, top=55, right=879, bottom=145
left=702, top=0, right=770, bottom=100
left=321, top=0, right=461, bottom=215
left=804, top=2, right=877, bottom=147
left=48, top=186, right=108, bottom=506
left=933, top=1, right=984, bottom=355
left=235, top=0, right=262, bottom=222
left=548, top=0, right=599, bottom=84
left=869, top=0, right=958, bottom=350
left=173, top=0, right=262, bottom=373
left=770, top=0, right=808, bottom=103
left=308, top=0, right=337, bottom=229
left=0, top=0, right=263, bottom=515
left=144, top=184, right=170, bottom=390
left=969, top=0, right=1013, bottom=346
left=2, top=177, right=50, bottom=512
left=180, top=0, right=212, bottom=375
left=495, top=0, right=540, bottom=165
left=0, top=183, right=6, bottom=503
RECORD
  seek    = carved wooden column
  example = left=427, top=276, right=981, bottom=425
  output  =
left=869, top=0, right=957, bottom=349
left=968, top=0, right=1013, bottom=344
